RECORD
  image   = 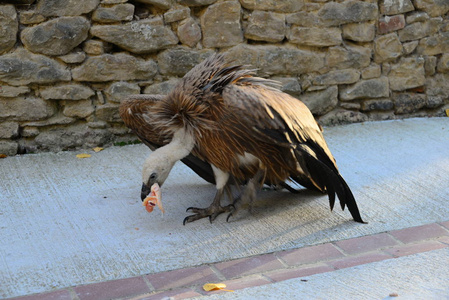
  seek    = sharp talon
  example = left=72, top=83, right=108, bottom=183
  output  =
left=226, top=213, right=233, bottom=222
left=186, top=207, right=194, bottom=212
left=208, top=215, right=213, bottom=223
left=183, top=216, right=190, bottom=225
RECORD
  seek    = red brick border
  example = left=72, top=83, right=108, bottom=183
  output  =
left=9, top=221, right=449, bottom=300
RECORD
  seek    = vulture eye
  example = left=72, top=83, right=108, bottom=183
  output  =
left=149, top=173, right=157, bottom=180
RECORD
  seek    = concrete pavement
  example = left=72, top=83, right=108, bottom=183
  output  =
left=1, top=117, right=448, bottom=299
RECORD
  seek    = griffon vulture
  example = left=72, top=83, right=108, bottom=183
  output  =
left=120, top=54, right=365, bottom=224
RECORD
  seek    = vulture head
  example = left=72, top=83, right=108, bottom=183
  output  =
left=140, top=128, right=196, bottom=201
left=141, top=152, right=175, bottom=200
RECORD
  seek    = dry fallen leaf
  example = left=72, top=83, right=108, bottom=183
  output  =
left=76, top=153, right=91, bottom=159
left=389, top=292, right=399, bottom=297
left=446, top=109, right=449, bottom=117
left=203, top=283, right=233, bottom=292
left=0, top=154, right=7, bottom=159
left=93, top=147, right=104, bottom=153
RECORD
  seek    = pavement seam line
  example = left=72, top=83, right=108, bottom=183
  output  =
left=208, top=264, right=227, bottom=281
left=272, top=252, right=289, bottom=268
left=68, top=287, right=80, bottom=300
left=141, top=274, right=156, bottom=292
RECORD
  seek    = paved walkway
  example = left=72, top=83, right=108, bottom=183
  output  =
left=1, top=117, right=449, bottom=299
left=9, top=221, right=449, bottom=300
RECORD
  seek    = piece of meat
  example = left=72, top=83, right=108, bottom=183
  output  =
left=142, top=183, right=164, bottom=213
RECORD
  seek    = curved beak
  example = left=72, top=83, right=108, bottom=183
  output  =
left=141, top=183, right=152, bottom=201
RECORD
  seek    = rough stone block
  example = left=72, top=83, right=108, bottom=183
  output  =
left=245, top=11, right=285, bottom=43
left=201, top=1, right=243, bottom=48
left=426, top=96, right=443, bottom=108
left=157, top=48, right=213, bottom=76
left=257, top=46, right=325, bottom=75
left=177, top=0, right=217, bottom=6
left=40, top=84, right=95, bottom=100
left=327, top=44, right=371, bottom=69
left=21, top=126, right=39, bottom=137
left=92, top=4, right=134, bottom=23
left=0, top=48, right=71, bottom=86
left=90, top=19, right=178, bottom=54
left=380, top=0, right=414, bottom=15
left=361, top=64, right=381, bottom=79
left=34, top=125, right=112, bottom=151
left=318, top=1, right=378, bottom=26
left=0, top=5, right=18, bottom=55
left=225, top=44, right=326, bottom=76
left=62, top=100, right=95, bottom=118
left=0, top=121, right=19, bottom=138
left=437, top=53, right=449, bottom=73
left=402, top=41, right=419, bottom=55
left=285, top=11, right=320, bottom=27
left=300, top=86, right=338, bottom=116
left=21, top=17, right=90, bottom=56
left=424, top=56, right=437, bottom=75
left=388, top=57, right=426, bottom=91
left=83, top=40, right=106, bottom=56
left=374, top=33, right=403, bottom=63
left=342, top=22, right=375, bottom=42
left=23, top=114, right=76, bottom=127
left=164, top=6, right=190, bottom=23
left=0, top=140, right=18, bottom=156
left=143, top=78, right=180, bottom=95
left=95, top=104, right=121, bottom=122
left=104, top=82, right=141, bottom=103
left=361, top=99, right=394, bottom=111
left=133, top=0, right=171, bottom=9
left=398, top=19, right=442, bottom=42
left=177, top=18, right=201, bottom=48
left=288, top=26, right=342, bottom=47
left=406, top=12, right=429, bottom=24
left=339, top=102, right=361, bottom=110
left=340, top=77, right=390, bottom=101
left=378, top=15, right=405, bottom=34
left=313, top=69, right=360, bottom=86
left=36, top=0, right=100, bottom=17
left=19, top=10, right=46, bottom=25
left=0, top=86, right=30, bottom=97
left=417, top=32, right=449, bottom=56
left=58, top=51, right=87, bottom=64
left=414, top=0, right=449, bottom=17
left=72, top=53, right=157, bottom=81
left=240, top=0, right=304, bottom=12
left=393, top=93, right=427, bottom=114
left=0, top=97, right=55, bottom=121
left=318, top=109, right=368, bottom=126
left=271, top=77, right=301, bottom=95
left=426, top=73, right=449, bottom=97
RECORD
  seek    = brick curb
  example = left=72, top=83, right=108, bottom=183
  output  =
left=10, top=221, right=449, bottom=300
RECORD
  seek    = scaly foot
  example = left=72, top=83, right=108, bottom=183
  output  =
left=183, top=204, right=235, bottom=225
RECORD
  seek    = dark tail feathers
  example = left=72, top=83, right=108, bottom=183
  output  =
left=294, top=148, right=366, bottom=224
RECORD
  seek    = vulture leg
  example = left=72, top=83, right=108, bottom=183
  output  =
left=183, top=185, right=234, bottom=225
left=183, top=167, right=234, bottom=225
left=226, top=168, right=265, bottom=222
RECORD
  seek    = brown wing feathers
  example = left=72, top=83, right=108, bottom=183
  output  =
left=120, top=94, right=216, bottom=184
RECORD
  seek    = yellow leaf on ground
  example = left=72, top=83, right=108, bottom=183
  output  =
left=76, top=153, right=91, bottom=158
left=0, top=154, right=7, bottom=159
left=203, top=283, right=233, bottom=292
left=93, top=147, right=104, bottom=153
left=446, top=109, right=449, bottom=117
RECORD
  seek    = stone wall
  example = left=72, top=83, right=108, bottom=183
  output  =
left=0, top=0, right=448, bottom=155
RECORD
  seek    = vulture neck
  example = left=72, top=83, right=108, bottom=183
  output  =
left=153, top=129, right=194, bottom=164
